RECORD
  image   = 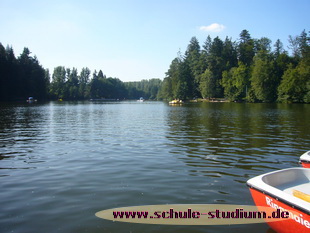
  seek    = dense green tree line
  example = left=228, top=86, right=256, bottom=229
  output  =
left=0, top=44, right=48, bottom=101
left=49, top=66, right=161, bottom=100
left=0, top=43, right=161, bottom=101
left=124, top=79, right=162, bottom=99
left=158, top=29, right=310, bottom=103
left=1, top=29, right=309, bottom=103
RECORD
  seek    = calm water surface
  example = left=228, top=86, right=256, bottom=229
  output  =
left=0, top=101, right=309, bottom=233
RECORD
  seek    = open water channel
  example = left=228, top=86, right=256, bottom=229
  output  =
left=0, top=101, right=309, bottom=233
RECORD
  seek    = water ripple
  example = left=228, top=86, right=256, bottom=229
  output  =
left=0, top=101, right=309, bottom=233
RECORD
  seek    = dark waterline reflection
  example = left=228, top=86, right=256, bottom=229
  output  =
left=0, top=101, right=309, bottom=233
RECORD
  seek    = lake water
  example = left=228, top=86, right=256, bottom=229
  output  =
left=0, top=101, right=309, bottom=233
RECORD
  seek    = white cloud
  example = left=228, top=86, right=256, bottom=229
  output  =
left=199, top=23, right=226, bottom=32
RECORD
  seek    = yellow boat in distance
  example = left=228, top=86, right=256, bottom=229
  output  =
left=169, top=99, right=183, bottom=104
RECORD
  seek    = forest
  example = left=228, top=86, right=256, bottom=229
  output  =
left=158, top=29, right=309, bottom=103
left=0, top=43, right=161, bottom=101
left=0, top=29, right=309, bottom=103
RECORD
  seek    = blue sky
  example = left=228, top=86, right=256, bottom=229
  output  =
left=0, top=0, right=309, bottom=81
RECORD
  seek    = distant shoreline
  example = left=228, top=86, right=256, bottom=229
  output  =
left=1, top=98, right=309, bottom=105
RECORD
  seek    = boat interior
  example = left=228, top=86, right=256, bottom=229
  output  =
left=262, top=168, right=310, bottom=199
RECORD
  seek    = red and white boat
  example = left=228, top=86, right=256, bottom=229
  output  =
left=247, top=167, right=310, bottom=233
left=300, top=151, right=310, bottom=168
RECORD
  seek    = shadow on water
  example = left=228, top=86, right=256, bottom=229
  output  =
left=165, top=101, right=310, bottom=204
left=0, top=103, right=50, bottom=170
left=163, top=102, right=309, bottom=232
left=166, top=102, right=310, bottom=174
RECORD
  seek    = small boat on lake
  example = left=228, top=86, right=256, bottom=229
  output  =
left=90, top=98, right=118, bottom=101
left=169, top=99, right=183, bottom=104
left=137, top=97, right=144, bottom=102
left=27, top=97, right=37, bottom=103
left=247, top=167, right=310, bottom=233
left=300, top=151, right=310, bottom=168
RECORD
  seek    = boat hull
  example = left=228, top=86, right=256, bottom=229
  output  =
left=301, top=162, right=310, bottom=168
left=300, top=151, right=310, bottom=168
left=247, top=168, right=310, bottom=233
left=249, top=188, right=310, bottom=233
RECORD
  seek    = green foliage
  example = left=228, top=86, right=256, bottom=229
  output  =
left=124, top=79, right=162, bottom=100
left=274, top=39, right=284, bottom=57
left=158, top=56, right=192, bottom=100
left=278, top=62, right=310, bottom=103
left=221, top=62, right=249, bottom=101
left=157, top=77, right=172, bottom=100
left=184, top=37, right=203, bottom=97
left=174, top=80, right=188, bottom=100
left=278, top=30, right=310, bottom=103
left=160, top=29, right=309, bottom=103
left=250, top=51, right=278, bottom=102
left=50, top=66, right=66, bottom=98
left=223, top=37, right=238, bottom=69
left=0, top=44, right=48, bottom=101
left=238, top=30, right=255, bottom=66
left=304, top=80, right=310, bottom=103
left=255, top=37, right=272, bottom=53
left=1, top=29, right=309, bottom=103
left=199, top=69, right=215, bottom=98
